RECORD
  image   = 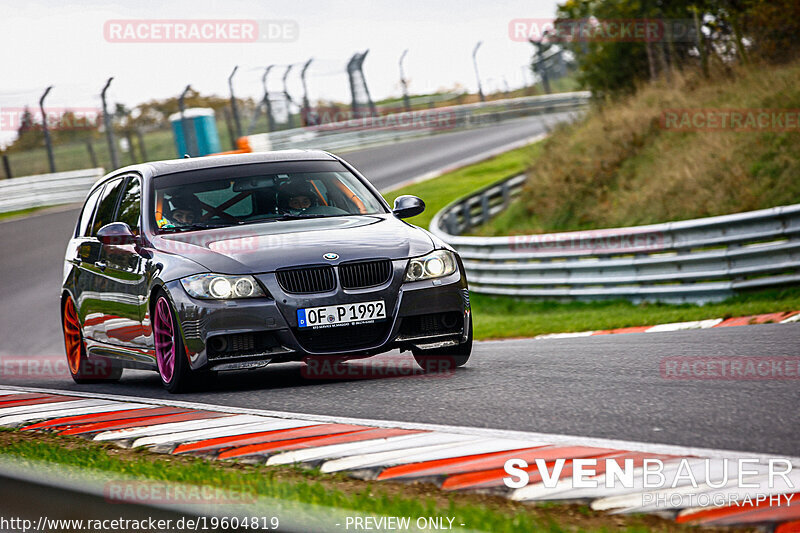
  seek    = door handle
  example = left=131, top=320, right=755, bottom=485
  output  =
left=94, top=260, right=107, bottom=271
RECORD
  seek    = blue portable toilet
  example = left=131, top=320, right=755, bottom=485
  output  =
left=169, top=108, right=222, bottom=157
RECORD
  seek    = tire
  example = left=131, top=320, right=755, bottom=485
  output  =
left=152, top=292, right=203, bottom=393
left=62, top=296, right=122, bottom=383
left=412, top=319, right=473, bottom=372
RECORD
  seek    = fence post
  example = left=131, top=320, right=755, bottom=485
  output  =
left=178, top=85, right=198, bottom=156
left=125, top=131, right=137, bottom=163
left=101, top=78, right=120, bottom=170
left=472, top=42, right=485, bottom=102
left=282, top=64, right=296, bottom=129
left=299, top=58, right=314, bottom=126
left=136, top=129, right=148, bottom=161
left=227, top=65, right=242, bottom=139
left=39, top=86, right=56, bottom=173
left=399, top=49, right=411, bottom=113
left=86, top=140, right=98, bottom=168
left=1, top=155, right=10, bottom=179
left=222, top=108, right=237, bottom=150
left=262, top=65, right=276, bottom=133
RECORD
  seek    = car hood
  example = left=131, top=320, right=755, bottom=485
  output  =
left=152, top=215, right=435, bottom=274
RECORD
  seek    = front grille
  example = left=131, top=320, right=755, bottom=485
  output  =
left=276, top=265, right=336, bottom=294
left=339, top=259, right=392, bottom=289
left=294, top=322, right=390, bottom=352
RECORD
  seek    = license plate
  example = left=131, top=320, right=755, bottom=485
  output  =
left=297, top=300, right=386, bottom=329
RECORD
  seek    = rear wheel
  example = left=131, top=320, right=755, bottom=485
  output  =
left=153, top=293, right=210, bottom=393
left=412, top=319, right=472, bottom=372
left=62, top=297, right=122, bottom=383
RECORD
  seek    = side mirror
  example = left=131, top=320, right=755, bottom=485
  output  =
left=392, top=195, right=425, bottom=219
left=97, top=222, right=137, bottom=246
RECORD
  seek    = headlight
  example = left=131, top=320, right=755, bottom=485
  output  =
left=180, top=273, right=267, bottom=299
left=404, top=250, right=457, bottom=282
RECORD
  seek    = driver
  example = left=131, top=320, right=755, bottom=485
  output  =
left=168, top=194, right=202, bottom=225
left=277, top=182, right=318, bottom=215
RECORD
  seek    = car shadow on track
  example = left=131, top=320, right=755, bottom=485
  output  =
left=112, top=351, right=463, bottom=395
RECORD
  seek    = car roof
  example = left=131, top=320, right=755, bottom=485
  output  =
left=108, top=150, right=339, bottom=180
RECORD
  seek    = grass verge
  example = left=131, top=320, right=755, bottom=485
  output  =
left=473, top=286, right=800, bottom=340
left=0, top=429, right=746, bottom=533
left=0, top=206, right=46, bottom=221
left=381, top=143, right=541, bottom=230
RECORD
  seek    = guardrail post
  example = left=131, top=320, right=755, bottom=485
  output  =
left=446, top=210, right=458, bottom=235
left=501, top=182, right=511, bottom=208
left=461, top=202, right=472, bottom=231
left=481, top=193, right=491, bottom=224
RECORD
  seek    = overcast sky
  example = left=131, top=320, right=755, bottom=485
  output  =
left=1, top=0, right=559, bottom=142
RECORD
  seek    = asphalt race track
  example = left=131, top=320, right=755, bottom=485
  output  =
left=1, top=112, right=798, bottom=457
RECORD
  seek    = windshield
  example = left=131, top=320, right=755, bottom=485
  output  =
left=152, top=164, right=386, bottom=232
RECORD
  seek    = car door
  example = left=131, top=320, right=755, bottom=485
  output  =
left=69, top=184, right=105, bottom=339
left=98, top=174, right=149, bottom=348
left=79, top=176, right=126, bottom=342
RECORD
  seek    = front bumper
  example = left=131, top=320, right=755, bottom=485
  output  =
left=166, top=260, right=470, bottom=372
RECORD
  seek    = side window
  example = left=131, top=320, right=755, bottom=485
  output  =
left=91, top=178, right=125, bottom=236
left=115, top=176, right=142, bottom=234
left=76, top=186, right=104, bottom=237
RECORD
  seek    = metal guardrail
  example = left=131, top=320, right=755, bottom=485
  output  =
left=246, top=92, right=591, bottom=153
left=0, top=167, right=104, bottom=214
left=430, top=174, right=800, bottom=303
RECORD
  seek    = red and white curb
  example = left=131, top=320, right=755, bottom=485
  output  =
left=534, top=311, right=800, bottom=340
left=0, top=386, right=798, bottom=530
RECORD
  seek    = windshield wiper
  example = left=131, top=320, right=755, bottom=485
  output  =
left=159, top=222, right=231, bottom=232
left=273, top=214, right=331, bottom=220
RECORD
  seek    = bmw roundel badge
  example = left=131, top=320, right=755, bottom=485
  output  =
left=323, top=253, right=339, bottom=260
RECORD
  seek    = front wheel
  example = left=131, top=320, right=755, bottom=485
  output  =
left=412, top=319, right=472, bottom=372
left=153, top=293, right=198, bottom=393
left=62, top=297, right=122, bottom=383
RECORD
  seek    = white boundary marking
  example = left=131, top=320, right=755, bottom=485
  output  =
left=2, top=385, right=797, bottom=465
left=133, top=419, right=318, bottom=449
